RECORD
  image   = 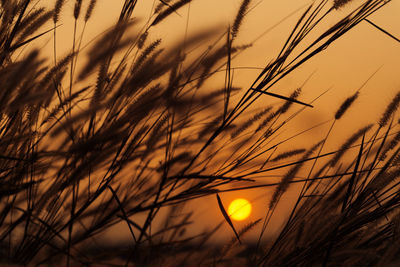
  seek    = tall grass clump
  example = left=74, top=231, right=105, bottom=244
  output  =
left=0, top=0, right=399, bottom=266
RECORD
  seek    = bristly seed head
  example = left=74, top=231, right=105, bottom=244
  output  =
left=85, top=0, right=97, bottom=22
left=53, top=0, right=65, bottom=23
left=232, top=0, right=251, bottom=40
left=334, top=92, right=359, bottom=120
left=74, top=0, right=83, bottom=20
left=333, top=0, right=354, bottom=9
left=277, top=88, right=302, bottom=114
left=379, top=91, right=400, bottom=127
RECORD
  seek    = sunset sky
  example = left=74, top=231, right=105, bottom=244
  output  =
left=39, top=0, right=400, bottom=243
left=46, top=0, right=400, bottom=134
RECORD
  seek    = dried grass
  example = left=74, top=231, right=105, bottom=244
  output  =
left=0, top=0, right=398, bottom=266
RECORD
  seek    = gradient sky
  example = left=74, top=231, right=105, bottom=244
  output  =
left=46, top=0, right=400, bottom=132
left=39, top=0, right=400, bottom=243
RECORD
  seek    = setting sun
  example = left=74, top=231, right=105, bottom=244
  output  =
left=228, top=198, right=252, bottom=221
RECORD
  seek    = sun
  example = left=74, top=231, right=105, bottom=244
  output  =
left=228, top=198, right=252, bottom=221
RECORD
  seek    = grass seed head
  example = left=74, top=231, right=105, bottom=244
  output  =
left=333, top=0, right=354, bottom=9
left=74, top=0, right=83, bottom=20
left=232, top=0, right=251, bottom=40
left=335, top=92, right=359, bottom=120
left=379, top=91, right=400, bottom=127
left=85, top=0, right=97, bottom=22
left=54, top=0, right=65, bottom=23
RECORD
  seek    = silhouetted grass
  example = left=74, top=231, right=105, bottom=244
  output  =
left=0, top=0, right=399, bottom=266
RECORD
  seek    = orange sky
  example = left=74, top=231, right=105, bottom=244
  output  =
left=45, top=0, right=400, bottom=135
left=38, top=0, right=400, bottom=243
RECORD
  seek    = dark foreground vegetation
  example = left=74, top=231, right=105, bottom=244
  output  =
left=0, top=0, right=400, bottom=266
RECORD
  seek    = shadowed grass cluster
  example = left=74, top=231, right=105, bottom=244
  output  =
left=0, top=0, right=399, bottom=266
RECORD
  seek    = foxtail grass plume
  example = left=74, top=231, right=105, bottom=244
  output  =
left=38, top=52, right=75, bottom=90
left=18, top=11, right=53, bottom=43
left=380, top=131, right=400, bottom=161
left=335, top=92, right=359, bottom=120
left=19, top=8, right=46, bottom=34
left=333, top=0, right=354, bottom=9
left=278, top=88, right=302, bottom=114
left=370, top=165, right=400, bottom=191
left=152, top=0, right=192, bottom=26
left=74, top=0, right=83, bottom=20
left=232, top=0, right=251, bottom=40
left=379, top=91, right=400, bottom=127
left=53, top=0, right=65, bottom=23
left=256, top=88, right=302, bottom=133
left=146, top=114, right=169, bottom=151
left=271, top=148, right=306, bottom=162
left=133, top=39, right=162, bottom=71
left=154, top=0, right=172, bottom=14
left=85, top=0, right=97, bottom=22
left=256, top=112, right=276, bottom=132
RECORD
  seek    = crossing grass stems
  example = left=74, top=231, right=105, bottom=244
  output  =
left=0, top=0, right=399, bottom=266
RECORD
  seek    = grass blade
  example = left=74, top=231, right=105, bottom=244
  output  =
left=216, top=194, right=241, bottom=244
left=252, top=88, right=313, bottom=108
left=365, top=18, right=400, bottom=44
left=342, top=133, right=364, bottom=213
